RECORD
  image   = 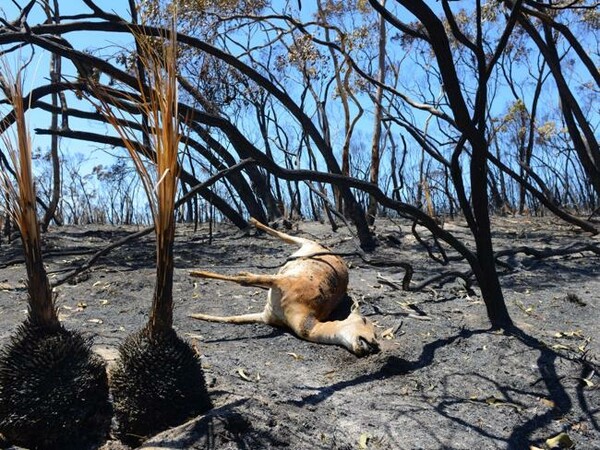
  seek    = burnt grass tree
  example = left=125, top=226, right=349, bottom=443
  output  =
left=90, top=25, right=212, bottom=446
left=0, top=71, right=110, bottom=449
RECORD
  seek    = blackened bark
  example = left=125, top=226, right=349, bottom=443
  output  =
left=40, top=0, right=62, bottom=231
left=367, top=0, right=387, bottom=225
left=515, top=13, right=600, bottom=198
left=391, top=0, right=513, bottom=328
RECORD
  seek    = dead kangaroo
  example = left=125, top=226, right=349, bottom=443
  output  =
left=189, top=218, right=380, bottom=356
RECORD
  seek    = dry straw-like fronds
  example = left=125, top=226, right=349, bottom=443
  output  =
left=90, top=34, right=180, bottom=237
left=87, top=19, right=212, bottom=444
left=0, top=60, right=110, bottom=450
left=0, top=64, right=55, bottom=326
left=88, top=22, right=183, bottom=331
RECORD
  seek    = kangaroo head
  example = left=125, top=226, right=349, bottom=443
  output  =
left=339, top=313, right=380, bottom=357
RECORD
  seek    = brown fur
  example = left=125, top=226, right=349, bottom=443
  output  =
left=190, top=218, right=380, bottom=356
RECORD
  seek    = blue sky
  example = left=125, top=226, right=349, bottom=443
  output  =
left=1, top=1, right=135, bottom=172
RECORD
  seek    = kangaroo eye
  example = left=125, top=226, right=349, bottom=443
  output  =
left=362, top=317, right=367, bottom=325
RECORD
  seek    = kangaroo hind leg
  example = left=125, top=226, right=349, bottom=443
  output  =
left=249, top=217, right=317, bottom=248
left=190, top=270, right=280, bottom=289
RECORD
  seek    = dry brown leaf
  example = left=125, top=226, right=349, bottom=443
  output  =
left=545, top=432, right=574, bottom=449
left=571, top=422, right=588, bottom=433
left=578, top=344, right=589, bottom=353
left=485, top=396, right=503, bottom=405
left=237, top=368, right=254, bottom=382
left=515, top=299, right=533, bottom=314
left=185, top=333, right=204, bottom=339
left=581, top=377, right=594, bottom=388
left=471, top=396, right=522, bottom=410
left=358, top=432, right=370, bottom=449
left=554, top=330, right=584, bottom=339
left=286, top=352, right=304, bottom=360
left=381, top=327, right=395, bottom=340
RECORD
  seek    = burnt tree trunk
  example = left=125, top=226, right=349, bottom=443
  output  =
left=40, top=0, right=63, bottom=231
left=367, top=0, right=387, bottom=225
left=392, top=0, right=514, bottom=328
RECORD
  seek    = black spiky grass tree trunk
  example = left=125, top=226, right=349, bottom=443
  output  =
left=110, top=192, right=212, bottom=447
left=0, top=73, right=110, bottom=449
left=98, top=23, right=212, bottom=446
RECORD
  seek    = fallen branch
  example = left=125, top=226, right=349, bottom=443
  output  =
left=0, top=248, right=96, bottom=269
left=495, top=242, right=600, bottom=268
left=377, top=269, right=473, bottom=293
left=411, top=219, right=449, bottom=265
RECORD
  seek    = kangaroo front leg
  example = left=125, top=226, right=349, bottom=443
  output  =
left=190, top=270, right=280, bottom=289
left=285, top=312, right=341, bottom=346
left=190, top=311, right=267, bottom=324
